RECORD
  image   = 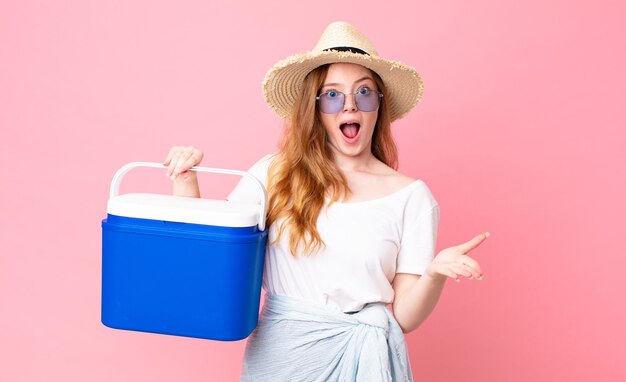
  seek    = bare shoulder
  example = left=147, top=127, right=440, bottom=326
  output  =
left=372, top=160, right=416, bottom=189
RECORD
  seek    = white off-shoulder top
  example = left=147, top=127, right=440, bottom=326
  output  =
left=228, top=154, right=439, bottom=313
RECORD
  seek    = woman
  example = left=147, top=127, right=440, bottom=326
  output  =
left=164, top=22, right=488, bottom=381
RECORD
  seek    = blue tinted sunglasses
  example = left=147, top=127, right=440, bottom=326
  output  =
left=316, top=87, right=383, bottom=113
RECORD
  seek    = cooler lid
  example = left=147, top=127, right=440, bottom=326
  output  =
left=107, top=193, right=260, bottom=228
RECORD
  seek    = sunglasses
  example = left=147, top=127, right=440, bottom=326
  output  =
left=316, top=86, right=383, bottom=114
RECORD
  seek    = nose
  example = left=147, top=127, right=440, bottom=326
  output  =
left=343, top=93, right=357, bottom=112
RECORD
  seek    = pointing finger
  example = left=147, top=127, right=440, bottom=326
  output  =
left=457, top=232, right=490, bottom=254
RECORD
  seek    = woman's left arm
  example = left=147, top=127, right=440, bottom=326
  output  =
left=392, top=232, right=489, bottom=333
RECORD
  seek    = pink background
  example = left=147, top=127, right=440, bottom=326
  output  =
left=1, top=0, right=625, bottom=381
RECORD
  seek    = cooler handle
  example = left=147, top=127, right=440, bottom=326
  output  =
left=109, top=162, right=268, bottom=231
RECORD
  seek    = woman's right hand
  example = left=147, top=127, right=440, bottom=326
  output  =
left=163, top=146, right=204, bottom=180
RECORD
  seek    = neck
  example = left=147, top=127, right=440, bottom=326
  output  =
left=333, top=151, right=377, bottom=173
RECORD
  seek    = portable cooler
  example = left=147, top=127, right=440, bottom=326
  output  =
left=101, top=162, right=267, bottom=341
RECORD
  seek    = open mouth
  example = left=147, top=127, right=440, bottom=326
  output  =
left=340, top=122, right=360, bottom=139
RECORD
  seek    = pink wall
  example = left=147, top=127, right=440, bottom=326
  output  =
left=1, top=1, right=624, bottom=380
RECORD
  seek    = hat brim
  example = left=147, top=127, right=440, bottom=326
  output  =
left=263, top=50, right=423, bottom=122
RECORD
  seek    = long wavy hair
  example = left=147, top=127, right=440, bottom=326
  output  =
left=267, top=64, right=397, bottom=255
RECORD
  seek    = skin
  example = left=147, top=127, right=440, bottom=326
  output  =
left=318, top=63, right=416, bottom=202
left=163, top=62, right=489, bottom=333
left=318, top=63, right=379, bottom=168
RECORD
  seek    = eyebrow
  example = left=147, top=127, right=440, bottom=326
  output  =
left=321, top=76, right=375, bottom=89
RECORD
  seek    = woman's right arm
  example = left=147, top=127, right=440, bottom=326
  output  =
left=163, top=146, right=204, bottom=198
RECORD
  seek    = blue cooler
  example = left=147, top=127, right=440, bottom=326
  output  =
left=101, top=162, right=268, bottom=341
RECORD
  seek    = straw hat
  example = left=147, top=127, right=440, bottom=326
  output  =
left=262, top=21, right=424, bottom=122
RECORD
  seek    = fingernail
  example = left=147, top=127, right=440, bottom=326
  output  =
left=485, top=232, right=490, bottom=238
left=478, top=275, right=483, bottom=280
left=455, top=278, right=460, bottom=283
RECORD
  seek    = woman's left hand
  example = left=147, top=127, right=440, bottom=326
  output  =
left=425, top=232, right=490, bottom=283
